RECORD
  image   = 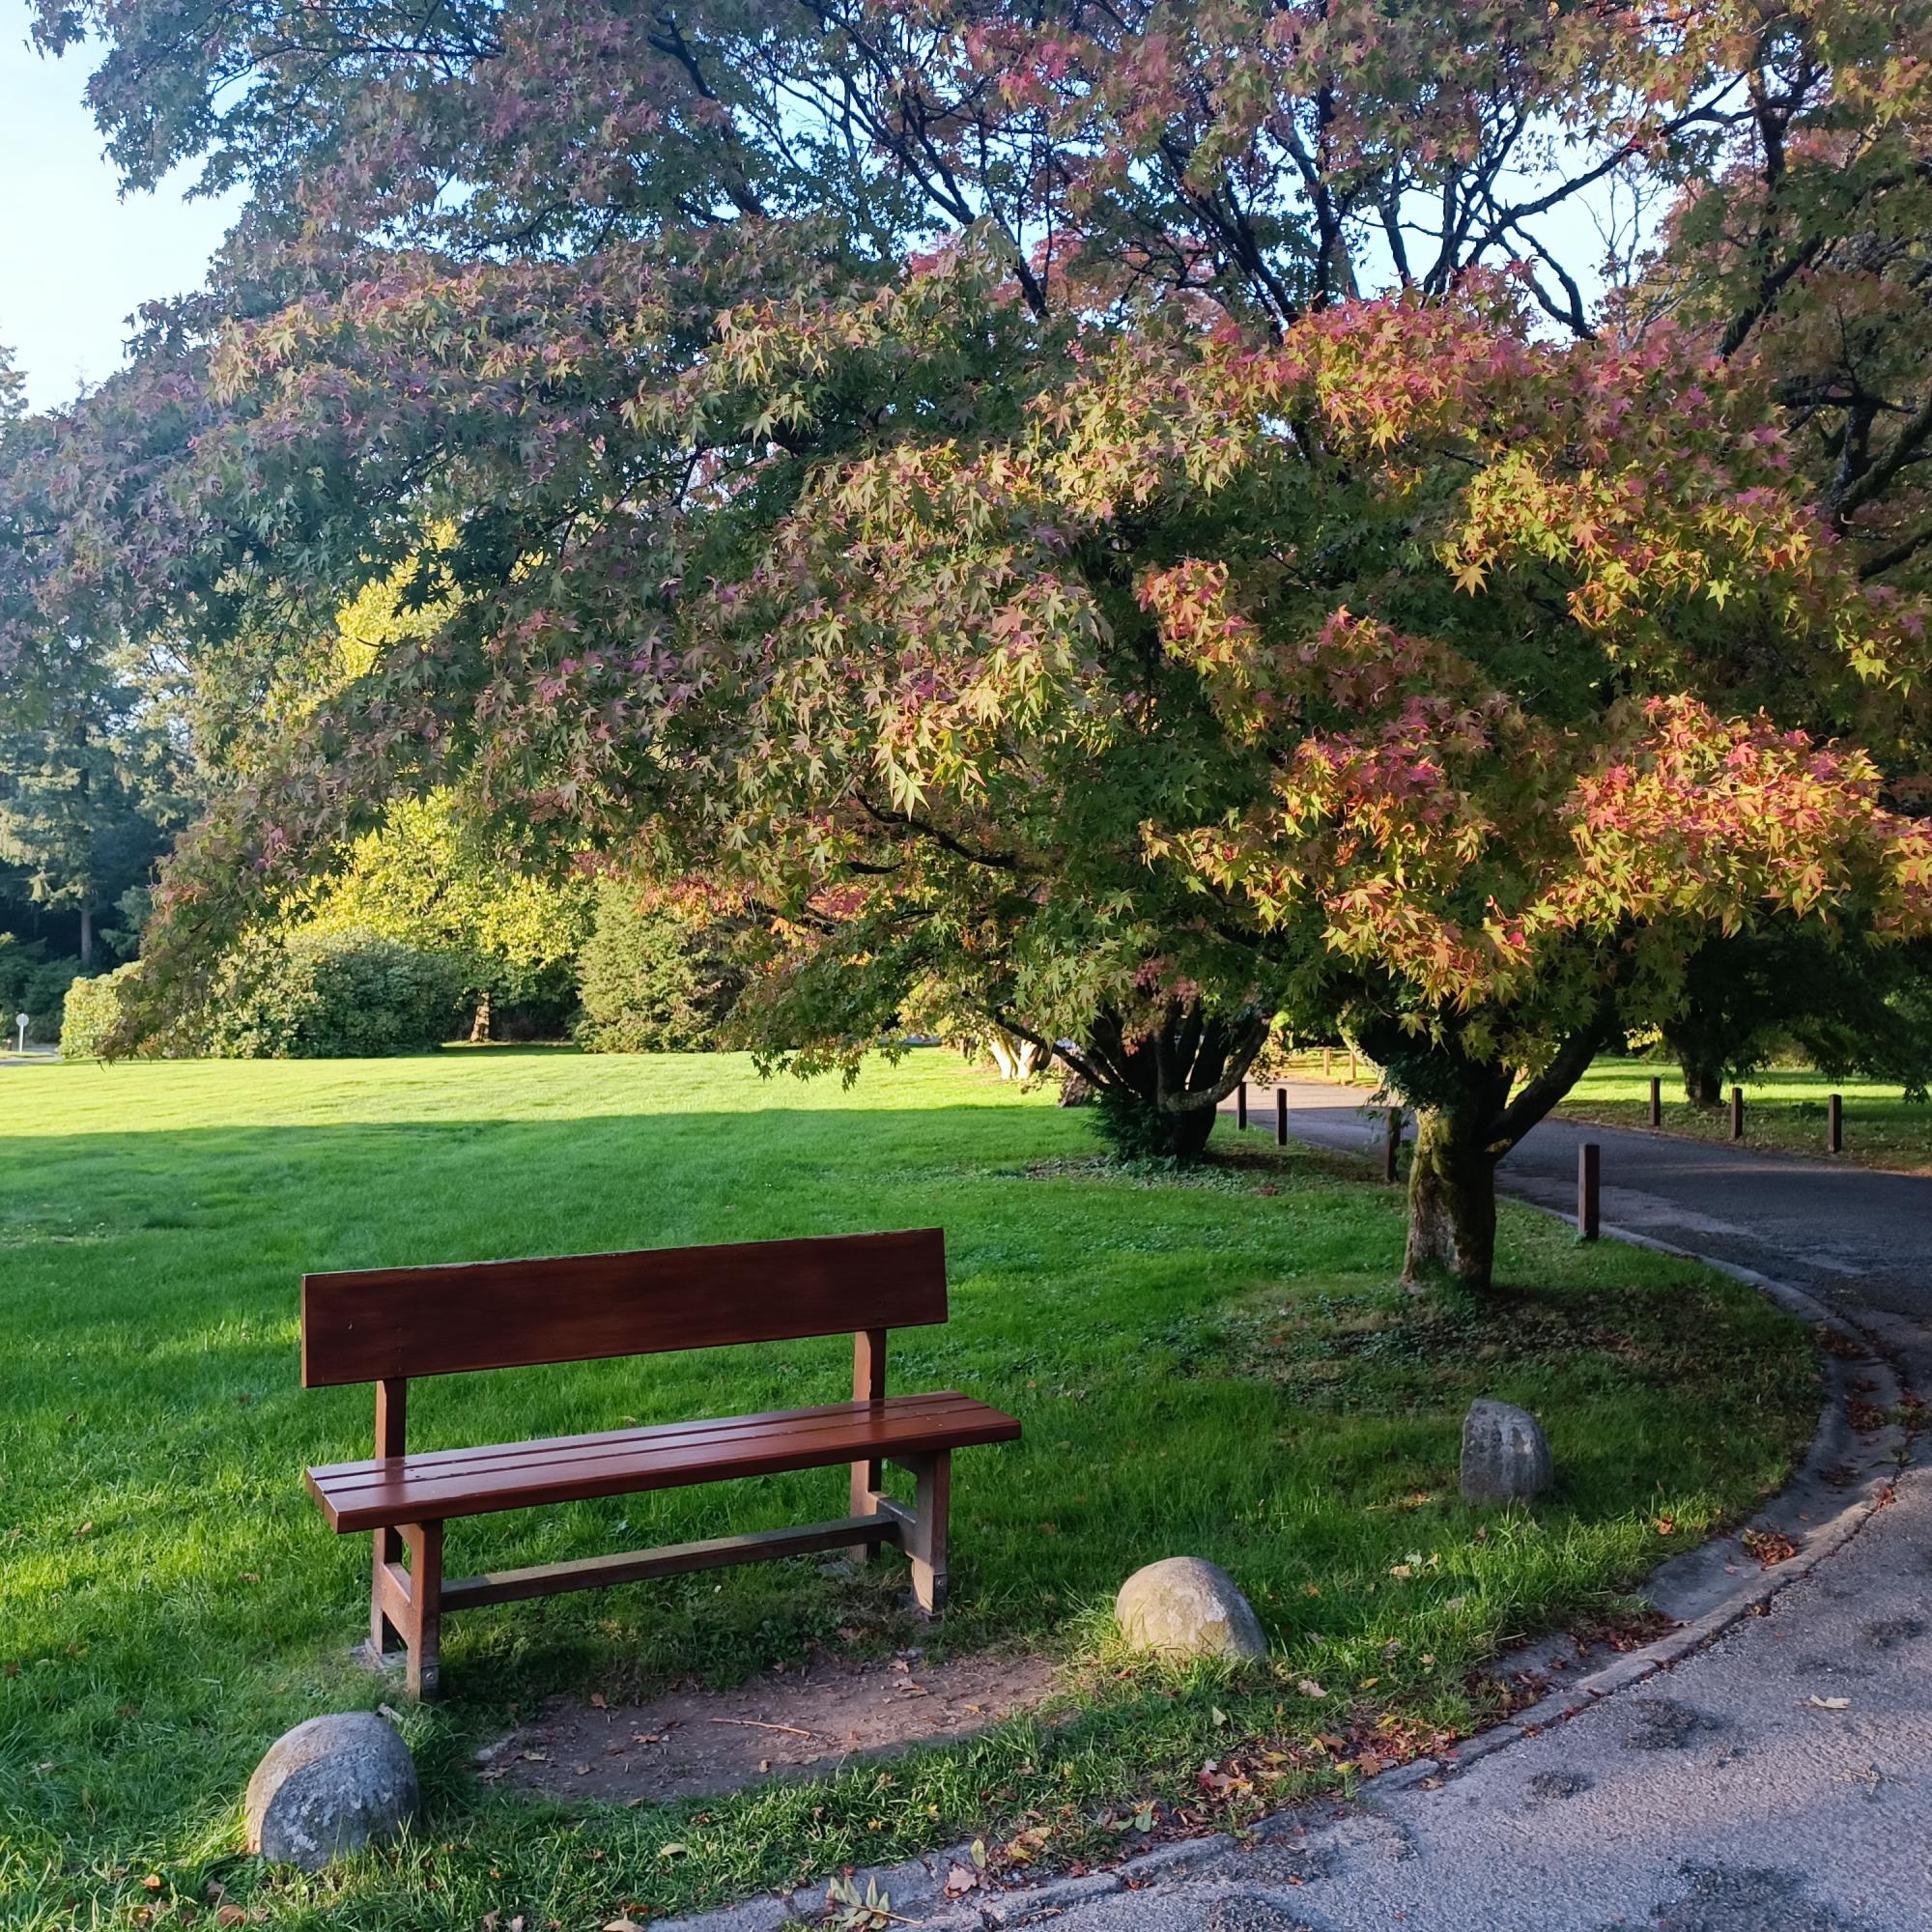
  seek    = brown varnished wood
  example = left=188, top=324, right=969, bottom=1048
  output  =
left=374, top=1377, right=408, bottom=1456
left=304, top=1224, right=1019, bottom=1697
left=849, top=1326, right=888, bottom=1559
left=402, top=1520, right=442, bottom=1699
left=908, top=1451, right=951, bottom=1615
left=369, top=1377, right=410, bottom=1654
left=371, top=1553, right=412, bottom=1661
left=301, top=1228, right=948, bottom=1386
left=313, top=1389, right=982, bottom=1490
left=441, top=1514, right=904, bottom=1612
left=307, top=1391, right=1020, bottom=1532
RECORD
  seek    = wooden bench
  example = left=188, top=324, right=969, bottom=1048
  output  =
left=299, top=1227, right=1020, bottom=1697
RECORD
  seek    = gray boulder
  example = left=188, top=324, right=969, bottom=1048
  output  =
left=1117, top=1557, right=1268, bottom=1662
left=244, top=1712, right=418, bottom=1871
left=1461, top=1399, right=1553, bottom=1505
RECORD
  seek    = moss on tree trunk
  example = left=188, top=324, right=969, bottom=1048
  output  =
left=1403, top=1104, right=1498, bottom=1290
left=1372, top=1014, right=1613, bottom=1295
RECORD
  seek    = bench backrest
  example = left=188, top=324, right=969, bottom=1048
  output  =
left=301, top=1227, right=948, bottom=1387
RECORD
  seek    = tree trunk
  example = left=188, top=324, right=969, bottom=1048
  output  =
left=469, top=990, right=492, bottom=1042
left=984, top=1027, right=1046, bottom=1081
left=78, top=905, right=94, bottom=969
left=1072, top=1000, right=1271, bottom=1162
left=1403, top=1105, right=1498, bottom=1289
left=1679, top=1051, right=1722, bottom=1107
left=1368, top=1011, right=1615, bottom=1295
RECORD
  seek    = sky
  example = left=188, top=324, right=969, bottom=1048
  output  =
left=1, top=0, right=240, bottom=411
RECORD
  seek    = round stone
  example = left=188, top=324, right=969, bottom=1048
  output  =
left=244, top=1711, right=419, bottom=1871
left=1460, top=1399, right=1553, bottom=1505
left=1116, top=1556, right=1268, bottom=1662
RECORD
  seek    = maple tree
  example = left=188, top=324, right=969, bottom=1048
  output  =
left=656, top=271, right=1932, bottom=1280
left=26, top=254, right=1925, bottom=1283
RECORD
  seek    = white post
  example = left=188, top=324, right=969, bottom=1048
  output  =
left=14, top=1013, right=27, bottom=1054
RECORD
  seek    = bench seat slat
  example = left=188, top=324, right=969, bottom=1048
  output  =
left=308, top=1389, right=981, bottom=1487
left=306, top=1391, right=1020, bottom=1533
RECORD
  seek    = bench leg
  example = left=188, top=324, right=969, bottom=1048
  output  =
left=849, top=1327, right=888, bottom=1566
left=908, top=1451, right=950, bottom=1616
left=401, top=1520, right=444, bottom=1700
left=370, top=1527, right=407, bottom=1659
left=849, top=1456, right=885, bottom=1566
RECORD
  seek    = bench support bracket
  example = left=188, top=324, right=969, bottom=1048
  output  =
left=366, top=1519, right=442, bottom=1699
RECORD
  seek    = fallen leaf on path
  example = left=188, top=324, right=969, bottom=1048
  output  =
left=1742, top=1527, right=1799, bottom=1567
left=1808, top=1695, right=1852, bottom=1710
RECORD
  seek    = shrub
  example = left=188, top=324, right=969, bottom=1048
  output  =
left=296, top=791, right=594, bottom=1039
left=204, top=927, right=466, bottom=1058
left=574, top=884, right=748, bottom=1053
left=57, top=962, right=142, bottom=1058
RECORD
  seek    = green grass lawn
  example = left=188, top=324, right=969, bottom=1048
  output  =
left=2, top=1049, right=1817, bottom=1930
left=1558, top=1060, right=1932, bottom=1172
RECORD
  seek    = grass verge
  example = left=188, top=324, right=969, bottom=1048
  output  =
left=1557, top=1060, right=1932, bottom=1173
left=1, top=1049, right=1817, bottom=1928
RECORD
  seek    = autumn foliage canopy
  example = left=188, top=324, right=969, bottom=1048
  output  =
left=7, top=0, right=1932, bottom=1281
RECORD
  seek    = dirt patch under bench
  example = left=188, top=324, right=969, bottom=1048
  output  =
left=480, top=1650, right=1062, bottom=1804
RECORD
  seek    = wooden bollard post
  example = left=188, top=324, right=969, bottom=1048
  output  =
left=1322, top=1046, right=1333, bottom=1078
left=1384, top=1108, right=1402, bottom=1184
left=1236, top=1080, right=1247, bottom=1130
left=1829, top=1092, right=1843, bottom=1155
left=1276, top=1087, right=1288, bottom=1147
left=1648, top=1075, right=1662, bottom=1128
left=1730, top=1087, right=1745, bottom=1141
left=1577, top=1142, right=1601, bottom=1240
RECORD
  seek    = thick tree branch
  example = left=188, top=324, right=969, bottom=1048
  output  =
left=1486, top=1008, right=1618, bottom=1153
left=1833, top=386, right=1932, bottom=522
left=856, top=794, right=1020, bottom=871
